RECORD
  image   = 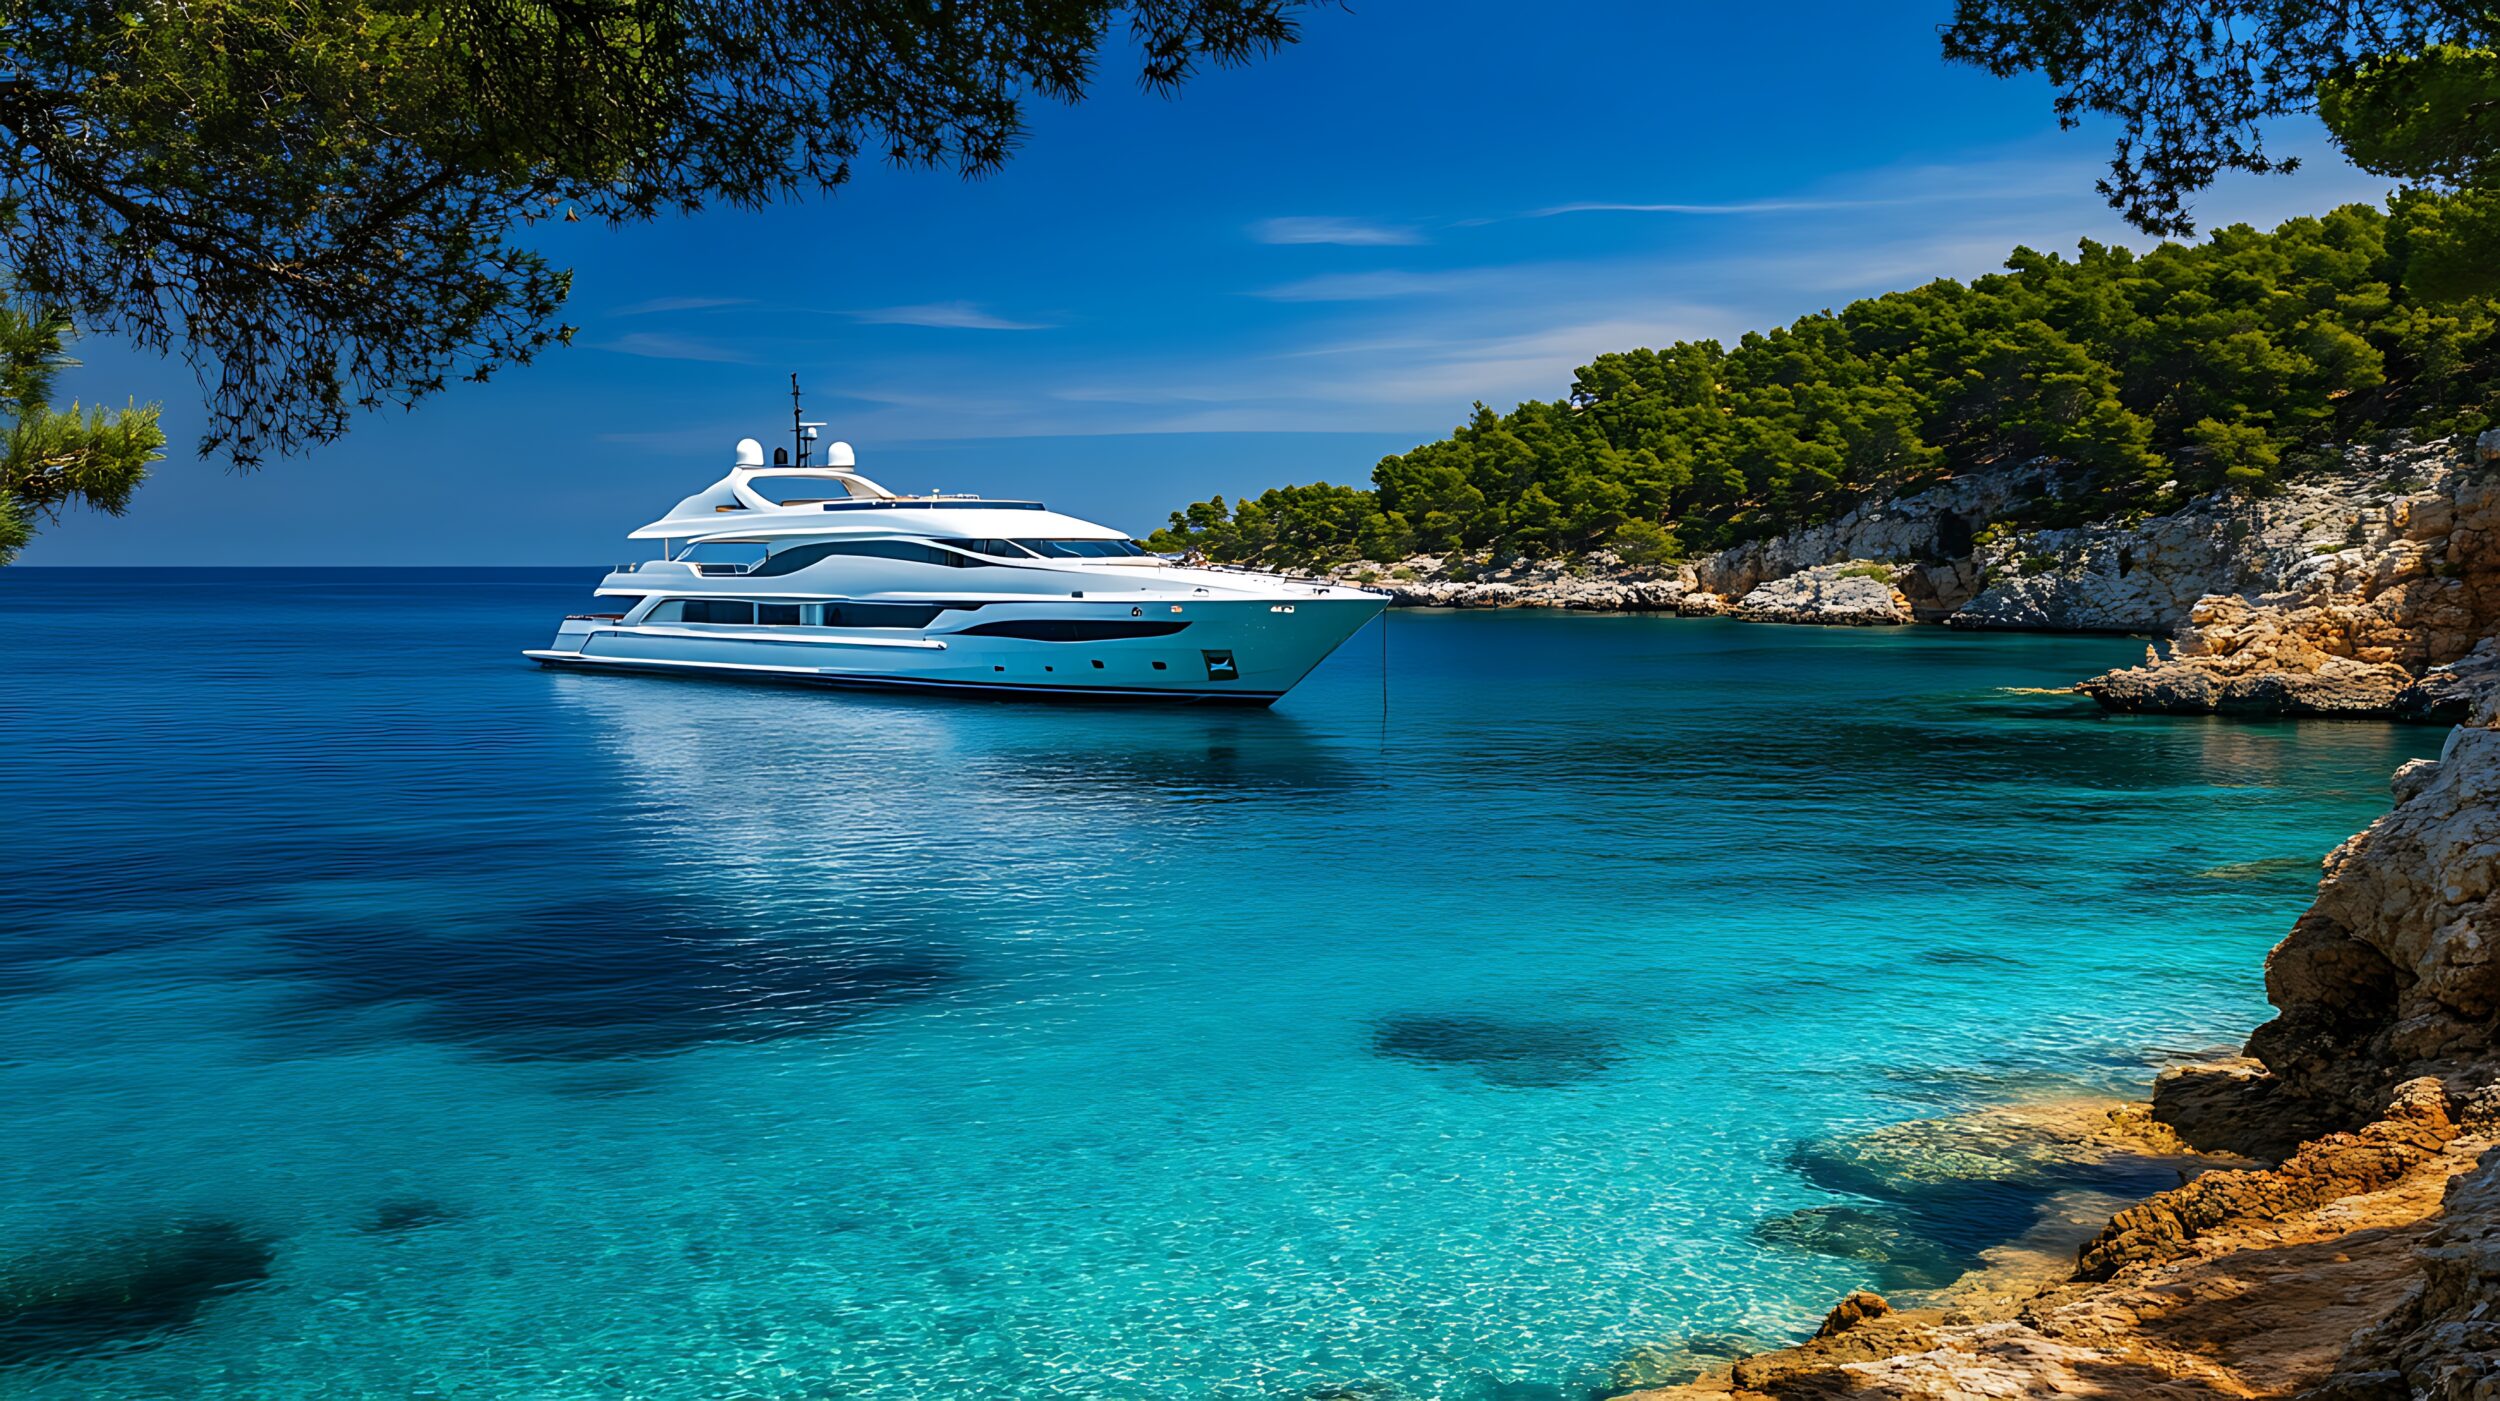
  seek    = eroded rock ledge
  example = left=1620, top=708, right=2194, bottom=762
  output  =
left=1614, top=692, right=2500, bottom=1400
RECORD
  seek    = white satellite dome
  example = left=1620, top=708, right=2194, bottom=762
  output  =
left=733, top=437, right=766, bottom=468
left=824, top=440, right=856, bottom=469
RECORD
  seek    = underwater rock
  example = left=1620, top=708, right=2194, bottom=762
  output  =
left=1301, top=1380, right=1408, bottom=1401
left=1771, top=1098, right=2224, bottom=1306
left=1447, top=1377, right=1563, bottom=1401
left=2194, top=854, right=2326, bottom=882
left=1601, top=1333, right=1759, bottom=1394
left=1368, top=1014, right=1621, bottom=1088
left=0, top=1221, right=275, bottom=1366
left=1751, top=1207, right=1965, bottom=1291
left=363, top=1200, right=459, bottom=1235
left=1788, top=1098, right=2196, bottom=1201
left=278, top=894, right=962, bottom=1061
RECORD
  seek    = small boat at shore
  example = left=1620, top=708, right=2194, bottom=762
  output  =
left=527, top=394, right=1384, bottom=705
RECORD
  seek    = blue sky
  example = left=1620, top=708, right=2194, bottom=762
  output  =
left=29, top=0, right=2397, bottom=564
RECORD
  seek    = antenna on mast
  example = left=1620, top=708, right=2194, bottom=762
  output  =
left=791, top=373, right=807, bottom=469
left=789, top=371, right=828, bottom=470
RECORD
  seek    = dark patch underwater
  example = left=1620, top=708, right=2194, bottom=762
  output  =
left=0, top=1222, right=275, bottom=1368
left=266, top=895, right=963, bottom=1061
left=1369, top=1013, right=1623, bottom=1089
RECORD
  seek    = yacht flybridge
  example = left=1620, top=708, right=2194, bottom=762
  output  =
left=527, top=394, right=1385, bottom=704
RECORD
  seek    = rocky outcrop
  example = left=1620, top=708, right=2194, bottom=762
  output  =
left=1952, top=446, right=2479, bottom=636
left=2078, top=596, right=2421, bottom=716
left=1731, top=563, right=1913, bottom=626
left=1810, top=1291, right=1891, bottom=1339
left=2393, top=638, right=2500, bottom=723
left=2072, top=449, right=2500, bottom=719
left=2238, top=722, right=2500, bottom=1132
left=1690, top=466, right=2047, bottom=617
left=2076, top=1076, right=2459, bottom=1280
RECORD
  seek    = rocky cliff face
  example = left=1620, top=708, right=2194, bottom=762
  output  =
left=2234, top=711, right=2500, bottom=1134
left=2075, top=441, right=2500, bottom=719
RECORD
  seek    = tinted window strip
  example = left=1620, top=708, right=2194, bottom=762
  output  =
left=949, top=619, right=1192, bottom=642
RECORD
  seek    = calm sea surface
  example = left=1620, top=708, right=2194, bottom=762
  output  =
left=0, top=569, right=2442, bottom=1399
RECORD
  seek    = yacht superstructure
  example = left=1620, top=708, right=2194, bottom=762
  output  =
left=527, top=397, right=1385, bottom=704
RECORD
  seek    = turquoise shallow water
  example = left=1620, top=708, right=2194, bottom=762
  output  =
left=0, top=569, right=2444, bottom=1399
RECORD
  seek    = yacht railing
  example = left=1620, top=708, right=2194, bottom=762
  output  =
left=1190, top=561, right=1347, bottom=592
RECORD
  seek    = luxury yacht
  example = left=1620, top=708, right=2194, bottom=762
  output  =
left=528, top=405, right=1385, bottom=705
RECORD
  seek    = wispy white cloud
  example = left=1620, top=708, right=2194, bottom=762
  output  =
left=592, top=332, right=755, bottom=364
left=1526, top=197, right=1905, bottom=218
left=612, top=295, right=755, bottom=316
left=851, top=301, right=1051, bottom=331
left=1251, top=268, right=1508, bottom=302
left=1250, top=216, right=1426, bottom=246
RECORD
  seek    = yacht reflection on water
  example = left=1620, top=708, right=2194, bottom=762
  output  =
left=550, top=668, right=1362, bottom=820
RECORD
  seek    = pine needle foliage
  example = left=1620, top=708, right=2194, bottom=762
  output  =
left=0, top=292, right=162, bottom=565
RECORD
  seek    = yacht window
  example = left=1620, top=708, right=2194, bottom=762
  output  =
left=756, top=603, right=804, bottom=626
left=675, top=540, right=770, bottom=568
left=750, top=539, right=982, bottom=575
left=745, top=475, right=874, bottom=505
left=1010, top=538, right=1149, bottom=558
left=820, top=603, right=947, bottom=629
left=933, top=538, right=1039, bottom=558
left=952, top=618, right=1190, bottom=642
left=648, top=598, right=756, bottom=625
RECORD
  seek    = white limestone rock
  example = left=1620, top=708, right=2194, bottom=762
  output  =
left=1733, top=562, right=1913, bottom=626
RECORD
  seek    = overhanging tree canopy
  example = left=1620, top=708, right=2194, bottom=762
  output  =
left=1938, top=1, right=2500, bottom=237
left=0, top=0, right=1305, bottom=554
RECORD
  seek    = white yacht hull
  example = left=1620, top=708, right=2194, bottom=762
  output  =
left=526, top=596, right=1382, bottom=705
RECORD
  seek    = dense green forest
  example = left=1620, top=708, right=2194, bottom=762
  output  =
left=1146, top=193, right=2500, bottom=568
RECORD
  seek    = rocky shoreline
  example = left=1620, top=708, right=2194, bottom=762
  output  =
left=1316, top=432, right=2500, bottom=722
left=1591, top=680, right=2500, bottom=1399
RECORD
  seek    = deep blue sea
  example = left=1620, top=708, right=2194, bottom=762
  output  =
left=0, top=569, right=2442, bottom=1399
